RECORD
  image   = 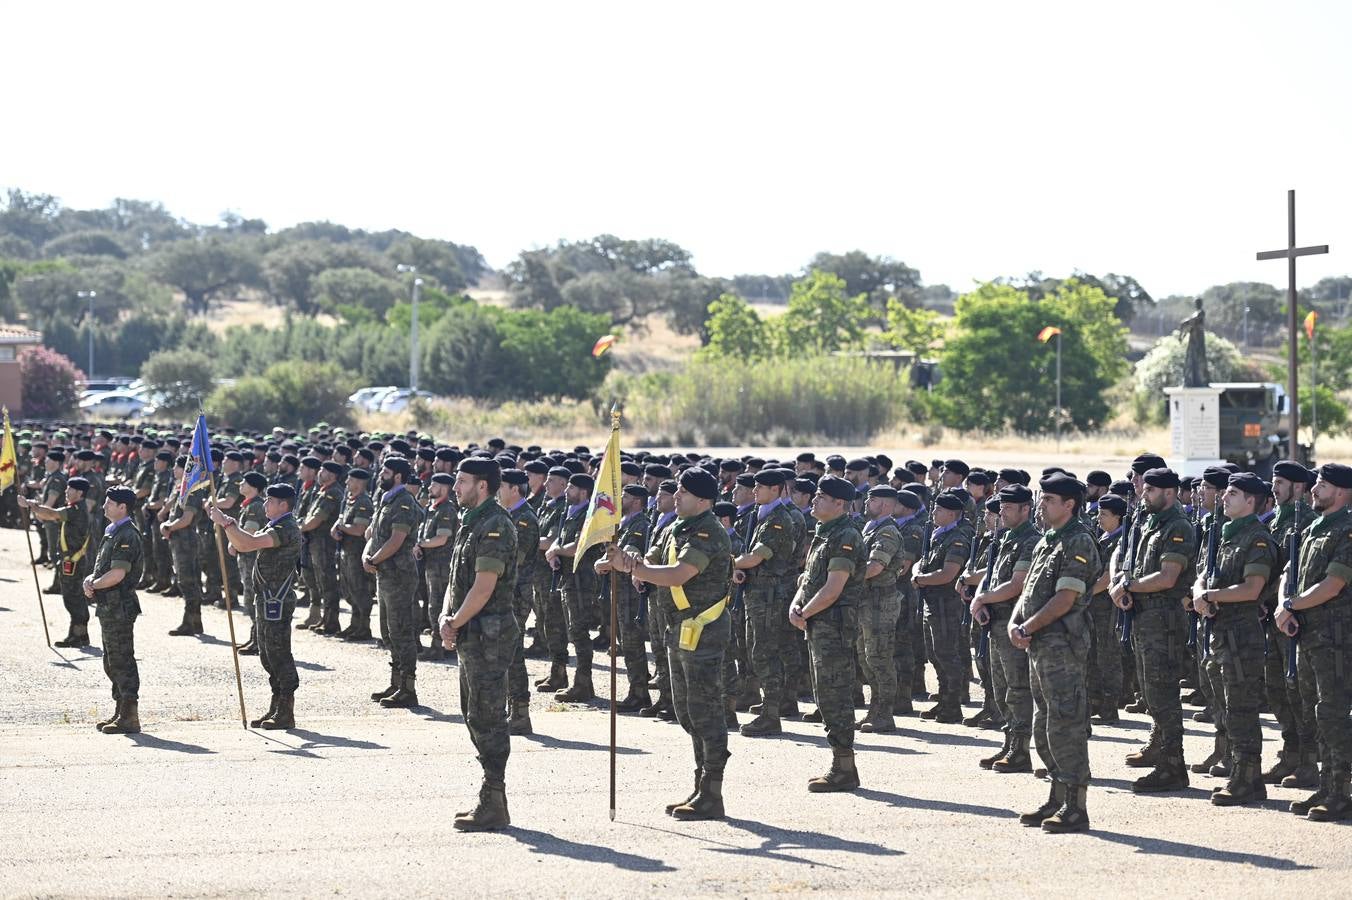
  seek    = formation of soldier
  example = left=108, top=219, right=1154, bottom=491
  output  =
left=10, top=421, right=1352, bottom=834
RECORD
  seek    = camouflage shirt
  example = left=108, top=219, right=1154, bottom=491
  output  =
left=254, top=512, right=302, bottom=596
left=1294, top=506, right=1352, bottom=607
left=916, top=519, right=974, bottom=605
left=92, top=517, right=143, bottom=615
left=861, top=516, right=905, bottom=593
left=1210, top=514, right=1276, bottom=626
left=506, top=500, right=541, bottom=588
left=990, top=519, right=1040, bottom=602
left=418, top=496, right=459, bottom=564
left=215, top=472, right=244, bottom=521
left=748, top=501, right=798, bottom=580
left=58, top=502, right=92, bottom=565
left=1130, top=501, right=1198, bottom=604
left=367, top=485, right=422, bottom=570
left=647, top=508, right=732, bottom=620
left=339, top=490, right=374, bottom=554
left=448, top=498, right=518, bottom=619
left=795, top=513, right=867, bottom=609
left=893, top=513, right=926, bottom=589
left=1013, top=516, right=1099, bottom=640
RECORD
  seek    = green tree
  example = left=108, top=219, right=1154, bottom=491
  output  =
left=19, top=346, right=82, bottom=417
left=141, top=348, right=217, bottom=414
left=420, top=304, right=507, bottom=397
left=384, top=237, right=477, bottom=292
left=934, top=280, right=1128, bottom=433
left=206, top=360, right=355, bottom=431
left=149, top=237, right=261, bottom=315
left=776, top=270, right=869, bottom=354
left=1296, top=318, right=1352, bottom=393
left=884, top=299, right=944, bottom=357
left=1302, top=385, right=1349, bottom=438
left=496, top=306, right=613, bottom=399
left=807, top=250, right=923, bottom=314
left=312, top=267, right=401, bottom=322
left=260, top=240, right=387, bottom=314
left=700, top=293, right=769, bottom=359
left=1200, top=282, right=1284, bottom=342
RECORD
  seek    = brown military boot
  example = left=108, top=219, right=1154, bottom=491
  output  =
left=741, top=711, right=782, bottom=737
left=860, top=702, right=895, bottom=734
left=454, top=781, right=510, bottom=832
left=1263, top=748, right=1301, bottom=784
left=1191, top=732, right=1227, bottom=775
left=979, top=733, right=1013, bottom=770
left=1041, top=783, right=1090, bottom=834
left=262, top=693, right=295, bottom=730
left=1019, top=780, right=1064, bottom=826
left=1212, top=755, right=1266, bottom=807
left=808, top=748, right=860, bottom=793
left=370, top=666, right=400, bottom=702
left=380, top=677, right=419, bottom=708
left=1308, top=771, right=1352, bottom=822
left=100, top=699, right=141, bottom=734
left=1281, top=750, right=1320, bottom=789
left=95, top=701, right=120, bottom=730
left=1125, top=729, right=1163, bottom=768
left=555, top=670, right=594, bottom=703
left=536, top=662, right=568, bottom=693
left=962, top=705, right=992, bottom=728
left=666, top=769, right=702, bottom=815
left=508, top=699, right=533, bottom=736
left=1132, top=754, right=1190, bottom=793
left=671, top=771, right=725, bottom=821
left=295, top=604, right=322, bottom=631
left=992, top=734, right=1033, bottom=774
left=250, top=693, right=279, bottom=728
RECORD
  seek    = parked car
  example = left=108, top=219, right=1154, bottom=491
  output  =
left=348, top=386, right=399, bottom=413
left=79, top=390, right=149, bottom=419
left=377, top=389, right=434, bottom=414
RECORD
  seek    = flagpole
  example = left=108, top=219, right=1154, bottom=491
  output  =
left=1055, top=331, right=1062, bottom=451
left=4, top=409, right=49, bottom=648
left=607, top=403, right=622, bottom=823
left=196, top=415, right=248, bottom=729
left=1310, top=322, right=1318, bottom=457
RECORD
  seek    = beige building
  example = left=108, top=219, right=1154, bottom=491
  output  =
left=0, top=327, right=45, bottom=414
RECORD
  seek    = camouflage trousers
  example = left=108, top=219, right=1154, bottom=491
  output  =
left=561, top=577, right=598, bottom=675
left=149, top=518, right=172, bottom=586
left=59, top=563, right=91, bottom=629
left=197, top=523, right=223, bottom=600
left=97, top=608, right=139, bottom=702
left=425, top=560, right=451, bottom=634
left=725, top=603, right=746, bottom=701
left=255, top=594, right=299, bottom=694
left=668, top=610, right=730, bottom=775
left=857, top=586, right=901, bottom=710
left=170, top=531, right=202, bottom=611
left=970, top=612, right=992, bottom=709
left=532, top=566, right=568, bottom=666
left=1263, top=619, right=1307, bottom=754
left=1086, top=593, right=1122, bottom=710
left=1208, top=608, right=1266, bottom=758
left=807, top=605, right=860, bottom=751
left=508, top=580, right=534, bottom=702
left=1295, top=604, right=1352, bottom=770
left=341, top=544, right=374, bottom=619
left=1029, top=630, right=1090, bottom=785
left=648, top=592, right=670, bottom=702
left=988, top=605, right=1032, bottom=736
left=613, top=581, right=650, bottom=695
left=460, top=612, right=519, bottom=782
left=377, top=566, right=420, bottom=680
left=301, top=537, right=336, bottom=616
left=892, top=582, right=916, bottom=700
left=745, top=577, right=794, bottom=708
left=238, top=554, right=255, bottom=620
left=922, top=591, right=964, bottom=707
left=1130, top=597, right=1187, bottom=755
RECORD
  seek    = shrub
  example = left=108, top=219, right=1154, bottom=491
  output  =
left=206, top=360, right=355, bottom=431
left=141, top=348, right=217, bottom=415
left=19, top=346, right=83, bottom=418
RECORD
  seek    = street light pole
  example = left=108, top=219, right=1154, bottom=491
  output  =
left=395, top=265, right=421, bottom=391
left=76, top=290, right=97, bottom=377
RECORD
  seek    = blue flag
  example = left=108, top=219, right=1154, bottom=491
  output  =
left=180, top=414, right=214, bottom=498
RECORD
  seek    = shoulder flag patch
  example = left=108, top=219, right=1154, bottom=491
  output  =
left=486, top=532, right=500, bottom=538
left=1256, top=541, right=1267, bottom=548
left=696, top=532, right=709, bottom=538
left=1171, top=536, right=1185, bottom=542
left=1074, top=555, right=1087, bottom=563
left=842, top=545, right=853, bottom=551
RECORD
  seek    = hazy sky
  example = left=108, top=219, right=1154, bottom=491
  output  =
left=4, top=1, right=1349, bottom=296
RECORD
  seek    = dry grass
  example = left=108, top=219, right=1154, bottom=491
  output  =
left=201, top=296, right=337, bottom=334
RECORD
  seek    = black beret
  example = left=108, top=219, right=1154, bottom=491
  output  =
left=224, top=451, right=245, bottom=462
left=66, top=476, right=90, bottom=493
left=1131, top=453, right=1167, bottom=475
left=620, top=461, right=643, bottom=477
left=845, top=457, right=871, bottom=472
left=105, top=486, right=136, bottom=506
left=817, top=475, right=857, bottom=502
left=242, top=471, right=268, bottom=491
left=1228, top=472, right=1270, bottom=496
left=267, top=451, right=283, bottom=463
left=948, top=487, right=972, bottom=505
left=299, top=455, right=322, bottom=470
left=320, top=461, right=345, bottom=476
left=382, top=457, right=413, bottom=478
left=1039, top=472, right=1086, bottom=497
left=389, top=439, right=412, bottom=455
left=1273, top=459, right=1313, bottom=485
left=1142, top=467, right=1180, bottom=489
left=825, top=454, right=846, bottom=470
left=417, top=447, right=436, bottom=461
left=155, top=450, right=173, bottom=462
left=678, top=467, right=719, bottom=500
left=892, top=467, right=915, bottom=484
left=1317, top=463, right=1352, bottom=490
left=719, top=459, right=745, bottom=473
left=645, top=464, right=673, bottom=479
left=985, top=497, right=1001, bottom=513
left=867, top=485, right=898, bottom=499
left=966, top=470, right=992, bottom=486
left=459, top=457, right=500, bottom=479
left=281, top=454, right=301, bottom=469
left=905, top=460, right=929, bottom=476
left=896, top=489, right=922, bottom=510
left=796, top=452, right=816, bottom=463
left=943, top=459, right=970, bottom=477
left=754, top=468, right=788, bottom=487
left=746, top=457, right=765, bottom=469
left=712, top=501, right=739, bottom=520
left=347, top=467, right=371, bottom=481
left=175, top=454, right=189, bottom=468
left=523, top=460, right=549, bottom=475
left=1201, top=466, right=1231, bottom=489
left=998, top=484, right=1033, bottom=504
left=1110, top=479, right=1133, bottom=497
left=48, top=450, right=66, bottom=462
left=266, top=484, right=297, bottom=502
left=792, top=477, right=817, bottom=495
left=501, top=468, right=528, bottom=486
left=735, top=473, right=755, bottom=489
left=431, top=472, right=455, bottom=486
left=659, top=479, right=678, bottom=495
left=934, top=491, right=966, bottom=511
left=1087, top=470, right=1112, bottom=487
left=622, top=484, right=649, bottom=500
left=546, top=466, right=572, bottom=480
left=1179, top=475, right=1196, bottom=490
left=569, top=473, right=595, bottom=493
left=76, top=449, right=98, bottom=461
left=1098, top=494, right=1128, bottom=516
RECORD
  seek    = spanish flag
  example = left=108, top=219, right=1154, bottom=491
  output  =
left=1304, top=310, right=1318, bottom=342
left=1037, top=326, right=1061, bottom=343
left=592, top=334, right=617, bottom=358
left=574, top=406, right=623, bottom=571
left=0, top=408, right=16, bottom=493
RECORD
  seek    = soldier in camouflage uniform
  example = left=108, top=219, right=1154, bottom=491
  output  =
left=439, top=458, right=520, bottom=831
left=194, top=449, right=225, bottom=606
left=959, top=500, right=1000, bottom=727
left=546, top=472, right=605, bottom=703
left=1011, top=473, right=1098, bottom=833
left=144, top=451, right=175, bottom=592
left=298, top=458, right=340, bottom=631
left=973, top=484, right=1040, bottom=773
left=333, top=468, right=375, bottom=641
left=37, top=451, right=67, bottom=592
left=641, top=481, right=680, bottom=720
left=854, top=485, right=905, bottom=734
left=891, top=488, right=926, bottom=715
left=1276, top=462, right=1352, bottom=821
left=1111, top=467, right=1198, bottom=793
left=213, top=483, right=303, bottom=729
left=232, top=471, right=270, bottom=655
left=1192, top=472, right=1277, bottom=806
left=498, top=469, right=540, bottom=734
left=83, top=487, right=144, bottom=734
left=131, top=442, right=157, bottom=589
left=1086, top=493, right=1127, bottom=723
left=163, top=456, right=206, bottom=636
left=532, top=467, right=571, bottom=693
left=365, top=458, right=424, bottom=708
left=791, top=475, right=867, bottom=792
left=211, top=451, right=246, bottom=604
left=611, top=467, right=733, bottom=820
left=20, top=477, right=94, bottom=647
left=415, top=472, right=458, bottom=660
left=597, top=483, right=651, bottom=713
left=913, top=491, right=975, bottom=723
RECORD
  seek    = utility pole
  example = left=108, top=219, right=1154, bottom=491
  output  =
left=76, top=290, right=97, bottom=377
left=396, top=265, right=422, bottom=391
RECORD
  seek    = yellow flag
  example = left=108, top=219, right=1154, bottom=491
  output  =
left=0, top=408, right=16, bottom=493
left=574, top=407, right=623, bottom=570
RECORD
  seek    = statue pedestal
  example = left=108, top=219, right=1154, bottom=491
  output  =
left=1165, top=385, right=1224, bottom=477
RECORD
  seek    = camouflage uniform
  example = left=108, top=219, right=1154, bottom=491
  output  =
left=505, top=498, right=540, bottom=702
left=558, top=502, right=604, bottom=683
left=93, top=517, right=144, bottom=704
left=783, top=502, right=810, bottom=698
left=612, top=509, right=650, bottom=701
left=302, top=481, right=343, bottom=627
left=534, top=495, right=569, bottom=669
left=1087, top=523, right=1124, bottom=713
left=147, top=468, right=174, bottom=588
left=891, top=512, right=926, bottom=708
left=215, top=472, right=244, bottom=595
left=449, top=498, right=520, bottom=783
left=236, top=495, right=268, bottom=617
left=796, top=514, right=867, bottom=751
left=857, top=515, right=904, bottom=721
left=645, top=511, right=679, bottom=709
left=368, top=485, right=423, bottom=688
left=132, top=460, right=157, bottom=584
left=338, top=489, right=375, bottom=631
left=168, top=487, right=205, bottom=616
left=1265, top=500, right=1314, bottom=769
left=418, top=495, right=459, bottom=643
left=56, top=502, right=93, bottom=634
left=253, top=511, right=303, bottom=694
left=740, top=500, right=798, bottom=716
left=917, top=518, right=975, bottom=713
left=1014, top=515, right=1098, bottom=787
left=41, top=465, right=67, bottom=575
left=987, top=520, right=1040, bottom=738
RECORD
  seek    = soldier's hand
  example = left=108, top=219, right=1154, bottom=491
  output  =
left=440, top=617, right=458, bottom=650
left=969, top=598, right=985, bottom=621
left=594, top=557, right=611, bottom=575
left=227, top=545, right=237, bottom=557
left=1008, top=622, right=1030, bottom=650
left=1275, top=607, right=1297, bottom=636
left=412, top=545, right=422, bottom=560
left=788, top=606, right=806, bottom=632
left=15, top=495, right=27, bottom=509
left=329, top=527, right=341, bottom=541
left=732, top=569, right=746, bottom=585
left=82, top=576, right=94, bottom=599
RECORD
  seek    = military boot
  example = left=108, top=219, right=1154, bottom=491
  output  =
left=555, top=669, right=594, bottom=703
left=740, top=710, right=782, bottom=737
left=1191, top=732, right=1228, bottom=775
left=1212, top=755, right=1266, bottom=807
left=1019, top=780, right=1065, bottom=826
left=933, top=703, right=963, bottom=725
left=96, top=702, right=120, bottom=730
left=780, top=697, right=801, bottom=719
left=1094, top=704, right=1119, bottom=725
left=860, top=703, right=895, bottom=734
left=1132, top=754, right=1189, bottom=793
left=316, top=604, right=342, bottom=635
left=979, top=732, right=1013, bottom=770
left=250, top=693, right=279, bottom=728
left=1041, top=783, right=1090, bottom=833
left=1124, top=729, right=1163, bottom=768
left=1262, top=748, right=1301, bottom=785
left=666, top=770, right=702, bottom=815
left=237, top=623, right=259, bottom=655
left=295, top=603, right=322, bottom=630
left=56, top=626, right=90, bottom=648
left=168, top=607, right=203, bottom=637
left=671, top=770, right=724, bottom=821
left=724, top=697, right=739, bottom=730
left=616, top=686, right=650, bottom=713
left=343, top=615, right=373, bottom=642
left=508, top=699, right=533, bottom=736
left=802, top=707, right=823, bottom=723
left=370, top=666, right=400, bottom=701
left=262, top=693, right=295, bottom=730
left=380, top=677, right=419, bottom=708
left=1281, top=750, right=1320, bottom=789
left=1291, top=764, right=1333, bottom=816
left=43, top=573, right=61, bottom=594
left=962, top=704, right=992, bottom=728
left=453, top=781, right=510, bottom=832
left=1307, top=770, right=1352, bottom=822
left=808, top=748, right=860, bottom=793
left=992, top=734, right=1033, bottom=774
left=639, top=694, right=666, bottom=717
left=100, top=699, right=141, bottom=734
left=1124, top=696, right=1148, bottom=714
left=536, top=662, right=568, bottom=693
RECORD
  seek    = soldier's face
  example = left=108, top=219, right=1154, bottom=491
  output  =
left=104, top=498, right=128, bottom=522
left=346, top=477, right=363, bottom=495
left=546, top=475, right=567, bottom=498
left=733, top=485, right=754, bottom=506
left=1199, top=484, right=1218, bottom=509
left=453, top=474, right=484, bottom=508
left=1039, top=494, right=1073, bottom=529
left=65, top=487, right=82, bottom=506
left=657, top=492, right=675, bottom=513
left=1142, top=485, right=1174, bottom=513
left=264, top=497, right=289, bottom=520
left=932, top=506, right=958, bottom=528
left=1310, top=478, right=1349, bottom=513
left=1272, top=476, right=1294, bottom=506
left=811, top=493, right=846, bottom=521
left=941, top=469, right=962, bottom=488
left=1221, top=486, right=1254, bottom=520
left=752, top=484, right=777, bottom=505
left=1000, top=502, right=1028, bottom=528
left=1097, top=509, right=1121, bottom=533
left=673, top=486, right=702, bottom=518
left=566, top=484, right=584, bottom=506
left=866, top=496, right=891, bottom=519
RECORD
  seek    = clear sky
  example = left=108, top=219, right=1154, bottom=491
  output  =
left=4, top=1, right=1348, bottom=297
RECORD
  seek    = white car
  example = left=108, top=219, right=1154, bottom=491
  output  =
left=79, top=390, right=149, bottom=419
left=377, top=389, right=434, bottom=414
left=348, top=386, right=399, bottom=413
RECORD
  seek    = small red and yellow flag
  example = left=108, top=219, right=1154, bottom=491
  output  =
left=1037, top=326, right=1061, bottom=343
left=591, top=334, right=617, bottom=358
left=1304, top=310, right=1318, bottom=342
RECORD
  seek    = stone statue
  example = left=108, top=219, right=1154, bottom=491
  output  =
left=1177, top=297, right=1208, bottom=387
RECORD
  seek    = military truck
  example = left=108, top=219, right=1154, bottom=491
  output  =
left=1211, top=382, right=1307, bottom=476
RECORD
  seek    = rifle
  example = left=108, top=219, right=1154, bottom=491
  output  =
left=975, top=527, right=1001, bottom=660
left=1117, top=508, right=1139, bottom=646
left=917, top=521, right=932, bottom=620
left=959, top=522, right=981, bottom=628
left=733, top=508, right=757, bottom=612
left=1285, top=529, right=1301, bottom=680
left=1199, top=494, right=1221, bottom=658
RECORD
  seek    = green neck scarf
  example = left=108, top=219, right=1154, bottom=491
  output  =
left=459, top=497, right=498, bottom=529
left=1221, top=513, right=1256, bottom=541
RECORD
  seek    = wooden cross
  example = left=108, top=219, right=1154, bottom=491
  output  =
left=1256, top=189, right=1328, bottom=458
